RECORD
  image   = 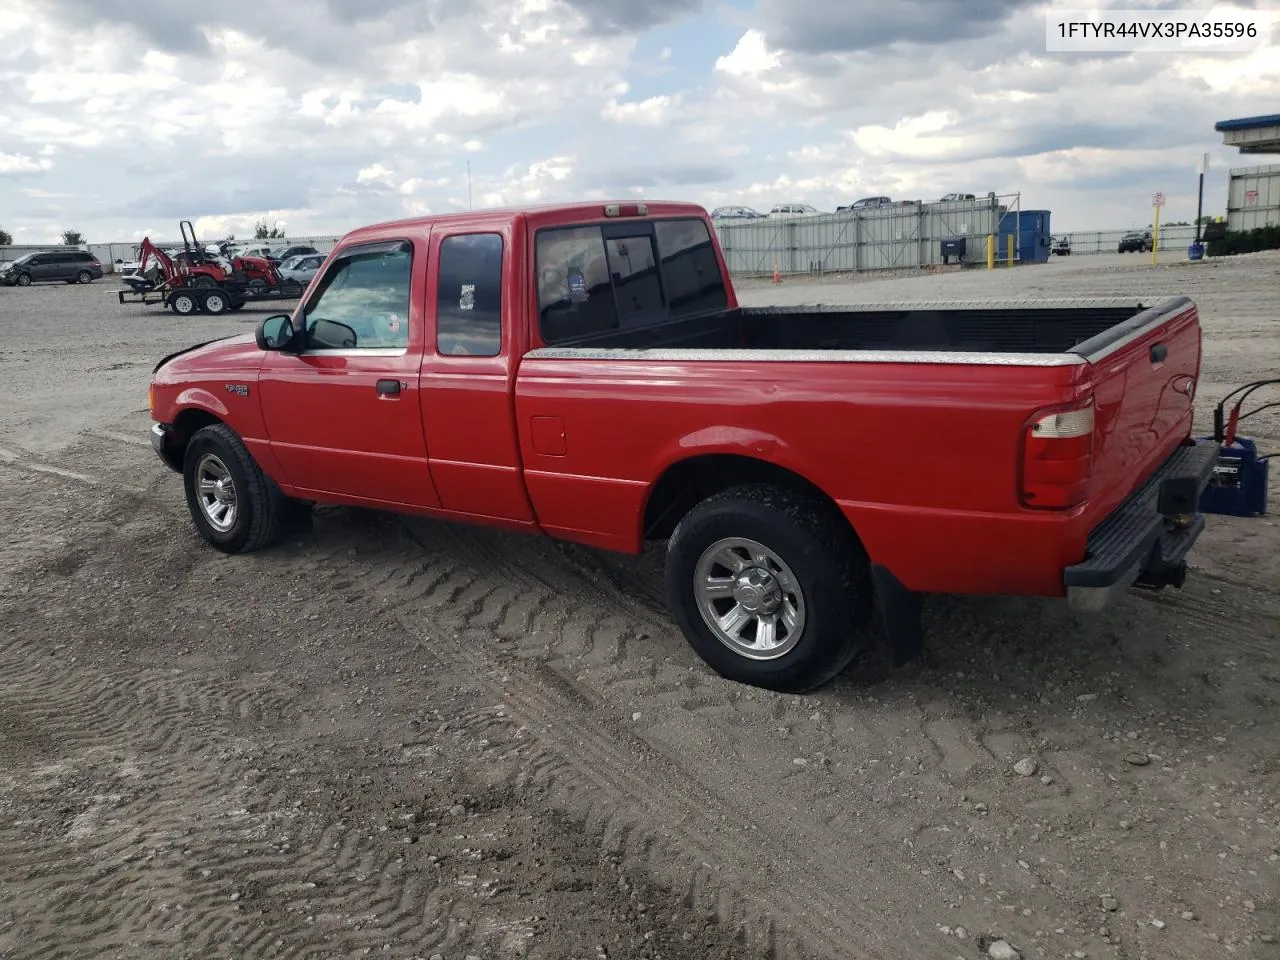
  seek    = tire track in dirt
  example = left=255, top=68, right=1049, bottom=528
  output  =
left=1, top=461, right=779, bottom=960
left=294, top=517, right=932, bottom=959
left=9, top=425, right=1280, bottom=958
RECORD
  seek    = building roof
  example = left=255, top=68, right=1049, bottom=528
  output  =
left=1214, top=114, right=1280, bottom=132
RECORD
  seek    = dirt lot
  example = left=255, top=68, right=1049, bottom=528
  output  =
left=0, top=251, right=1277, bottom=960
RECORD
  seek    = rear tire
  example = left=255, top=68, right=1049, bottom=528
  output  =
left=202, top=290, right=228, bottom=314
left=76, top=270, right=92, bottom=284
left=182, top=424, right=288, bottom=554
left=664, top=483, right=872, bottom=692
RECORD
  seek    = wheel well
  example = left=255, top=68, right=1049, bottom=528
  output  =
left=170, top=408, right=224, bottom=458
left=642, top=454, right=854, bottom=543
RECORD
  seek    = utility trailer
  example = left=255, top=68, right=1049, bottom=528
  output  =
left=117, top=278, right=306, bottom=316
left=116, top=219, right=309, bottom=316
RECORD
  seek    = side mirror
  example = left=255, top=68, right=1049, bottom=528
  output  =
left=256, top=314, right=296, bottom=351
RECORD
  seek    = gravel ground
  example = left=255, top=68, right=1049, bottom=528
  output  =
left=0, top=252, right=1277, bottom=960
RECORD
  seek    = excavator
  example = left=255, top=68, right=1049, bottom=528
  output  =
left=118, top=220, right=307, bottom=315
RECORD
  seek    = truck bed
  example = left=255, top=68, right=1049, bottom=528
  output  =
left=534, top=299, right=1156, bottom=358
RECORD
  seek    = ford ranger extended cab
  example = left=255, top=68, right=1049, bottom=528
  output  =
left=149, top=200, right=1218, bottom=692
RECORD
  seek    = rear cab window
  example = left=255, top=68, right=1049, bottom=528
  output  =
left=436, top=233, right=503, bottom=357
left=535, top=216, right=727, bottom=345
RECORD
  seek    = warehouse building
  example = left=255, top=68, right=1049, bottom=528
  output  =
left=1216, top=113, right=1280, bottom=231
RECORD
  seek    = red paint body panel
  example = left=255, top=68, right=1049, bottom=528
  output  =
left=417, top=215, right=535, bottom=522
left=149, top=200, right=1204, bottom=604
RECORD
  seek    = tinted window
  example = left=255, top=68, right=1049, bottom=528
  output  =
left=604, top=235, right=662, bottom=320
left=302, top=241, right=412, bottom=350
left=654, top=219, right=727, bottom=316
left=436, top=233, right=502, bottom=357
left=536, top=226, right=619, bottom=343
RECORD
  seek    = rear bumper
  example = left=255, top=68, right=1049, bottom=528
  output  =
left=1064, top=438, right=1218, bottom=612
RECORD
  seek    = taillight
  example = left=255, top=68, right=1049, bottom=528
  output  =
left=1020, top=398, right=1094, bottom=509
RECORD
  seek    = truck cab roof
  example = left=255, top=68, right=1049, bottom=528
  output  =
left=339, top=200, right=712, bottom=245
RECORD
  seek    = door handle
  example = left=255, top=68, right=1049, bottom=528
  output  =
left=376, top=379, right=401, bottom=397
left=1150, top=343, right=1168, bottom=363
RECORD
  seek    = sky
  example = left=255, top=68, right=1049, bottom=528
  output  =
left=0, top=0, right=1276, bottom=243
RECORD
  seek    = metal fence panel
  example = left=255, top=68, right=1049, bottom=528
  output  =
left=1058, top=225, right=1199, bottom=254
left=1226, top=164, right=1280, bottom=233
left=712, top=198, right=1005, bottom=277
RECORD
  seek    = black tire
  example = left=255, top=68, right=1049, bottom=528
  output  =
left=192, top=275, right=217, bottom=288
left=182, top=423, right=288, bottom=554
left=170, top=290, right=199, bottom=316
left=76, top=270, right=92, bottom=284
left=202, top=289, right=228, bottom=314
left=664, top=483, right=872, bottom=693
left=15, top=272, right=31, bottom=286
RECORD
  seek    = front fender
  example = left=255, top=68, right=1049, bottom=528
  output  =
left=173, top=387, right=231, bottom=421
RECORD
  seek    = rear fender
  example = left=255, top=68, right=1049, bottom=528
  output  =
left=663, top=425, right=794, bottom=466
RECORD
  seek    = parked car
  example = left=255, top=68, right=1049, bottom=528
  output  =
left=767, top=203, right=821, bottom=218
left=837, top=197, right=899, bottom=212
left=709, top=206, right=765, bottom=221
left=1, top=249, right=104, bottom=286
left=278, top=253, right=325, bottom=285
left=938, top=193, right=977, bottom=202
left=232, top=243, right=286, bottom=263
left=1052, top=236, right=1072, bottom=256
left=148, top=200, right=1217, bottom=693
left=278, top=245, right=320, bottom=259
left=1118, top=231, right=1153, bottom=253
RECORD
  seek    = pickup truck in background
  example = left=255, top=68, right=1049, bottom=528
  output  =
left=148, top=200, right=1218, bottom=693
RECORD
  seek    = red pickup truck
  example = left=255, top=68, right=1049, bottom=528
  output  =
left=149, top=200, right=1218, bottom=692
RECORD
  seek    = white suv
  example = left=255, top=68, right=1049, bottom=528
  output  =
left=767, top=203, right=821, bottom=218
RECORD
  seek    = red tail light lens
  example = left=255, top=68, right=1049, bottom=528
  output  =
left=1020, top=399, right=1094, bottom=509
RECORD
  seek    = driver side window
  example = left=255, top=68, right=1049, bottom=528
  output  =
left=302, top=241, right=413, bottom=351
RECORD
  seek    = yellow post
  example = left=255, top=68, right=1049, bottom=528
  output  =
left=987, top=234, right=995, bottom=269
left=1007, top=234, right=1014, bottom=265
left=1151, top=205, right=1160, bottom=265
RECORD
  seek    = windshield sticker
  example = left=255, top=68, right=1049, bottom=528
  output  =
left=567, top=268, right=588, bottom=302
left=459, top=283, right=475, bottom=311
left=387, top=313, right=401, bottom=334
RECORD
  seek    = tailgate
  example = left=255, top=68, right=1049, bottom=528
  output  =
left=1076, top=297, right=1201, bottom=523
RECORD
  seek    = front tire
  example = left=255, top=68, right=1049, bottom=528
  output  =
left=664, top=484, right=872, bottom=692
left=170, top=291, right=199, bottom=316
left=15, top=272, right=31, bottom=286
left=182, top=424, right=288, bottom=554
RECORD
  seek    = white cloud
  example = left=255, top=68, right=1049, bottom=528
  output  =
left=715, top=30, right=778, bottom=76
left=0, top=153, right=46, bottom=175
left=0, top=0, right=1276, bottom=240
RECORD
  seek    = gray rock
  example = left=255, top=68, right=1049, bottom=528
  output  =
left=1101, top=895, right=1120, bottom=912
left=1013, top=758, right=1038, bottom=777
left=1125, top=752, right=1151, bottom=766
left=988, top=940, right=1021, bottom=960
